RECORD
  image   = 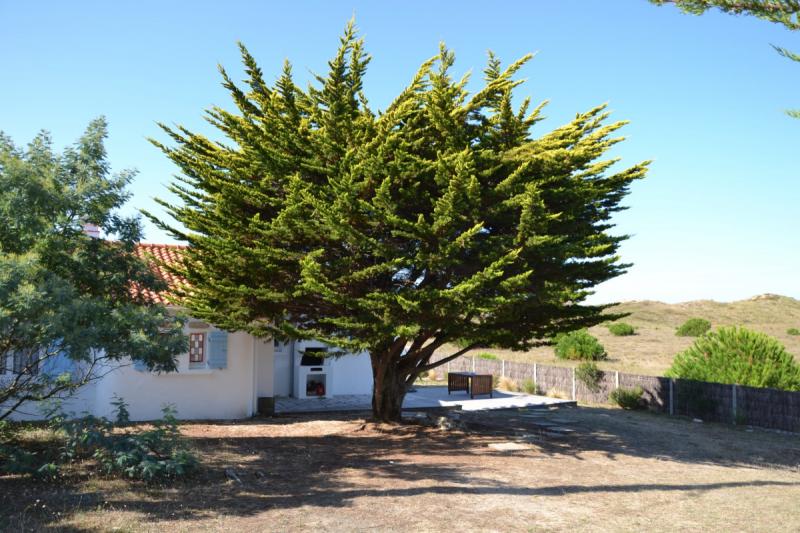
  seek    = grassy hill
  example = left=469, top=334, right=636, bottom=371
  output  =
left=441, top=294, right=800, bottom=377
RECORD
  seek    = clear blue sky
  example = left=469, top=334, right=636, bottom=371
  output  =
left=2, top=0, right=798, bottom=304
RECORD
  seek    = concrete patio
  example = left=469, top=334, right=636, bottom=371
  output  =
left=275, top=385, right=575, bottom=414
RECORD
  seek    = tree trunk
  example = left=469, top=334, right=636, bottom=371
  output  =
left=370, top=351, right=408, bottom=423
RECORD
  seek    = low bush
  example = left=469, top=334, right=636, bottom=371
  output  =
left=610, top=386, right=644, bottom=410
left=554, top=329, right=607, bottom=361
left=675, top=317, right=711, bottom=337
left=476, top=352, right=498, bottom=360
left=607, top=322, right=635, bottom=336
left=787, top=327, right=800, bottom=336
left=0, top=397, right=197, bottom=482
left=575, top=361, right=603, bottom=393
left=667, top=326, right=800, bottom=391
left=546, top=389, right=568, bottom=399
left=497, top=376, right=518, bottom=392
left=521, top=379, right=540, bottom=395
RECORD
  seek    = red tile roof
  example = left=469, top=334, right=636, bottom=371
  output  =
left=133, top=243, right=188, bottom=305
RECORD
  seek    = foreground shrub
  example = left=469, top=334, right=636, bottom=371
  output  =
left=788, top=327, right=800, bottom=336
left=610, top=386, right=644, bottom=409
left=607, top=322, right=635, bottom=336
left=554, top=329, right=607, bottom=360
left=667, top=327, right=800, bottom=391
left=575, top=361, right=603, bottom=393
left=675, top=317, right=711, bottom=337
left=0, top=398, right=197, bottom=481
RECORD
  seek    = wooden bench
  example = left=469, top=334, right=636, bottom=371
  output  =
left=470, top=374, right=493, bottom=399
left=448, top=372, right=493, bottom=399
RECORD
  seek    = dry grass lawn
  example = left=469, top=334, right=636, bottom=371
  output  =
left=2, top=406, right=799, bottom=532
left=440, top=294, right=800, bottom=376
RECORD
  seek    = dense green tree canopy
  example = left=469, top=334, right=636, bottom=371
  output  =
left=152, top=24, right=648, bottom=420
left=0, top=119, right=186, bottom=420
left=667, top=326, right=800, bottom=390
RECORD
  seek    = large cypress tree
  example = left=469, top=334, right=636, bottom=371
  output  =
left=151, top=23, right=648, bottom=421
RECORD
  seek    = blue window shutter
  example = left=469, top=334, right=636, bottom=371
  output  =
left=207, top=331, right=228, bottom=369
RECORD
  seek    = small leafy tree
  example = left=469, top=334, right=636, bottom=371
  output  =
left=150, top=23, right=647, bottom=421
left=675, top=317, right=711, bottom=337
left=554, top=330, right=607, bottom=361
left=667, top=326, right=800, bottom=390
left=0, top=120, right=187, bottom=421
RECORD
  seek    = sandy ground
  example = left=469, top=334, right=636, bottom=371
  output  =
left=2, top=406, right=799, bottom=532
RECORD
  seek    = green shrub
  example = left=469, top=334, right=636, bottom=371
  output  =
left=607, top=322, right=635, bottom=336
left=521, top=379, right=540, bottom=395
left=1, top=398, right=197, bottom=482
left=575, top=361, right=603, bottom=393
left=476, top=352, right=498, bottom=360
left=554, top=329, right=607, bottom=361
left=610, top=386, right=644, bottom=409
left=667, top=326, right=800, bottom=391
left=787, top=327, right=800, bottom=336
left=675, top=317, right=711, bottom=337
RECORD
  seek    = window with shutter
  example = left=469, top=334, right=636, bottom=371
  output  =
left=189, top=333, right=206, bottom=366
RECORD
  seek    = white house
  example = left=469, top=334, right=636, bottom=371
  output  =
left=2, top=243, right=374, bottom=421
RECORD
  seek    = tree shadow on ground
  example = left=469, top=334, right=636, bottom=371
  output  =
left=1, top=407, right=798, bottom=530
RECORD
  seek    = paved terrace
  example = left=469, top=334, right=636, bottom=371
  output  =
left=275, top=385, right=575, bottom=414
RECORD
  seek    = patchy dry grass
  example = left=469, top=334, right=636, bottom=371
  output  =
left=2, top=408, right=799, bottom=532
left=441, top=294, right=800, bottom=376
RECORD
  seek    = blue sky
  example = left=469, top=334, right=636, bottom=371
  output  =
left=1, top=0, right=798, bottom=303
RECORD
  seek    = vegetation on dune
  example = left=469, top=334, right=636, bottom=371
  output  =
left=554, top=329, right=607, bottom=361
left=608, top=322, right=635, bottom=336
left=788, top=327, right=800, bottom=336
left=676, top=317, right=712, bottom=337
left=667, top=326, right=800, bottom=391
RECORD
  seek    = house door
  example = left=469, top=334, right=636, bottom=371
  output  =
left=273, top=341, right=292, bottom=397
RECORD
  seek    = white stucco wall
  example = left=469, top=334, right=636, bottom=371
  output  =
left=93, top=328, right=257, bottom=421
left=331, top=351, right=373, bottom=395
left=2, top=378, right=100, bottom=421
left=256, top=337, right=274, bottom=398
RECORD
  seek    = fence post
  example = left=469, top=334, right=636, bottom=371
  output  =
left=533, top=362, right=537, bottom=386
left=472, top=356, right=475, bottom=373
left=669, top=378, right=674, bottom=416
left=615, top=371, right=620, bottom=390
left=732, top=384, right=738, bottom=424
left=501, top=359, right=505, bottom=378
left=571, top=367, right=576, bottom=401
